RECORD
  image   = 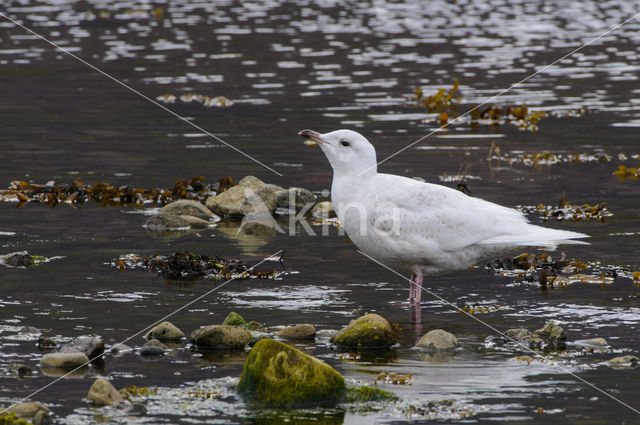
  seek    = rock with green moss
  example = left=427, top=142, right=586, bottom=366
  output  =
left=331, top=314, right=396, bottom=349
left=190, top=325, right=251, bottom=349
left=6, top=402, right=50, bottom=425
left=222, top=311, right=246, bottom=326
left=534, top=320, right=566, bottom=350
left=245, top=321, right=265, bottom=332
left=237, top=339, right=345, bottom=407
left=0, top=411, right=32, bottom=425
left=345, top=386, right=398, bottom=403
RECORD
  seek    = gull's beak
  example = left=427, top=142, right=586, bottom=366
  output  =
left=298, top=129, right=329, bottom=145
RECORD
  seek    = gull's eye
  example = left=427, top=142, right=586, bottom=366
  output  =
left=340, top=140, right=350, bottom=147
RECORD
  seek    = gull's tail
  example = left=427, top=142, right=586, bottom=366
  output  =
left=478, top=227, right=589, bottom=250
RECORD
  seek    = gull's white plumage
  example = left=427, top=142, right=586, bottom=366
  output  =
left=300, top=129, right=589, bottom=304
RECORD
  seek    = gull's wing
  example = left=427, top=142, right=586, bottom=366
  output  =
left=370, top=174, right=586, bottom=253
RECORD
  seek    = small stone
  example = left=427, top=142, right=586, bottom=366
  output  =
left=277, top=324, right=317, bottom=340
left=140, top=339, right=168, bottom=356
left=205, top=175, right=283, bottom=217
left=110, top=343, right=133, bottom=356
left=9, top=402, right=51, bottom=425
left=608, top=355, right=639, bottom=365
left=9, top=363, right=33, bottom=376
left=37, top=335, right=58, bottom=349
left=0, top=251, right=33, bottom=267
left=222, top=311, right=246, bottom=326
left=161, top=199, right=218, bottom=221
left=87, top=378, right=124, bottom=406
left=579, top=337, right=609, bottom=347
left=190, top=325, right=251, bottom=349
left=310, top=201, right=335, bottom=218
left=505, top=328, right=544, bottom=349
left=40, top=352, right=89, bottom=369
left=416, top=329, right=460, bottom=353
left=60, top=335, right=104, bottom=359
left=145, top=213, right=190, bottom=231
left=534, top=320, right=567, bottom=350
left=145, top=321, right=185, bottom=341
left=331, top=314, right=396, bottom=349
left=245, top=321, right=265, bottom=332
left=275, top=187, right=316, bottom=211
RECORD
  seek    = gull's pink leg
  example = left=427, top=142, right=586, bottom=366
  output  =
left=413, top=270, right=423, bottom=305
left=409, top=273, right=416, bottom=303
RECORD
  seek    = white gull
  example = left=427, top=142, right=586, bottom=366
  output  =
left=299, top=129, right=589, bottom=305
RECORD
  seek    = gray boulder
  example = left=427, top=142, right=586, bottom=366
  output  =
left=416, top=329, right=459, bottom=353
left=277, top=324, right=317, bottom=340
left=60, top=335, right=104, bottom=359
left=190, top=325, right=251, bottom=349
left=87, top=378, right=124, bottom=406
left=40, top=352, right=89, bottom=369
left=275, top=187, right=316, bottom=211
left=8, top=402, right=51, bottom=425
left=140, top=338, right=168, bottom=356
left=145, top=321, right=185, bottom=341
left=145, top=213, right=190, bottom=231
left=161, top=199, right=219, bottom=221
left=205, top=175, right=283, bottom=217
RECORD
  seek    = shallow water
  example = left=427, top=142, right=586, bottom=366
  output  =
left=2, top=0, right=640, bottom=423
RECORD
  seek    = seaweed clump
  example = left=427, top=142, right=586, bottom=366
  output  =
left=0, top=412, right=32, bottom=425
left=114, top=252, right=283, bottom=280
left=0, top=176, right=234, bottom=208
left=614, top=165, right=640, bottom=182
left=516, top=193, right=612, bottom=222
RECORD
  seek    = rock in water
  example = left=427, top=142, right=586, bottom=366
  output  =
left=161, top=199, right=218, bottom=221
left=40, top=352, right=89, bottom=369
left=8, top=402, right=51, bottom=425
left=145, top=321, right=185, bottom=341
left=145, top=213, right=190, bottom=231
left=190, top=325, right=251, bottom=349
left=222, top=311, right=246, bottom=326
left=60, top=335, right=104, bottom=359
left=534, top=320, right=567, bottom=350
left=311, top=201, right=335, bottom=218
left=87, top=378, right=124, bottom=406
left=237, top=339, right=345, bottom=407
left=276, top=324, right=317, bottom=340
left=205, top=175, right=283, bottom=217
left=331, top=314, right=395, bottom=349
left=140, top=339, right=168, bottom=356
left=416, top=329, right=459, bottom=353
left=275, top=187, right=316, bottom=211
left=505, top=328, right=544, bottom=349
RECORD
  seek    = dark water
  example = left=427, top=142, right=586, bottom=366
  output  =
left=2, top=0, right=640, bottom=423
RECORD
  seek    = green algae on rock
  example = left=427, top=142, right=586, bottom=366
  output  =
left=345, top=386, right=398, bottom=403
left=331, top=314, right=396, bottom=349
left=237, top=339, right=345, bottom=407
left=222, top=311, right=246, bottom=326
left=0, top=411, right=33, bottom=425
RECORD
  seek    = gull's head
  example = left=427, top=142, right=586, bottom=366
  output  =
left=298, top=129, right=377, bottom=176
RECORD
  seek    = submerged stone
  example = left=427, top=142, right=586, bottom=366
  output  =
left=140, top=339, right=168, bottom=356
left=190, top=325, right=251, bottom=349
left=222, top=311, right=246, bottom=326
left=161, top=199, right=218, bottom=221
left=145, top=213, right=190, bottom=231
left=87, top=378, right=124, bottom=406
left=505, top=328, right=544, bottom=349
left=331, top=314, right=396, bottom=349
left=0, top=251, right=33, bottom=267
left=275, top=187, right=316, bottom=211
left=40, top=352, right=89, bottom=370
left=237, top=339, right=345, bottom=407
left=7, top=402, right=51, bottom=425
left=416, top=329, right=460, bottom=353
left=534, top=320, right=567, bottom=350
left=60, top=335, right=104, bottom=359
left=145, top=321, right=185, bottom=341
left=345, top=386, right=398, bottom=403
left=276, top=324, right=317, bottom=340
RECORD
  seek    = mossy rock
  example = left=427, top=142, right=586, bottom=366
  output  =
left=237, top=339, right=345, bottom=407
left=245, top=321, right=265, bottom=332
left=345, top=386, right=398, bottom=403
left=0, top=411, right=33, bottom=425
left=331, top=314, right=396, bottom=349
left=222, top=312, right=246, bottom=326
